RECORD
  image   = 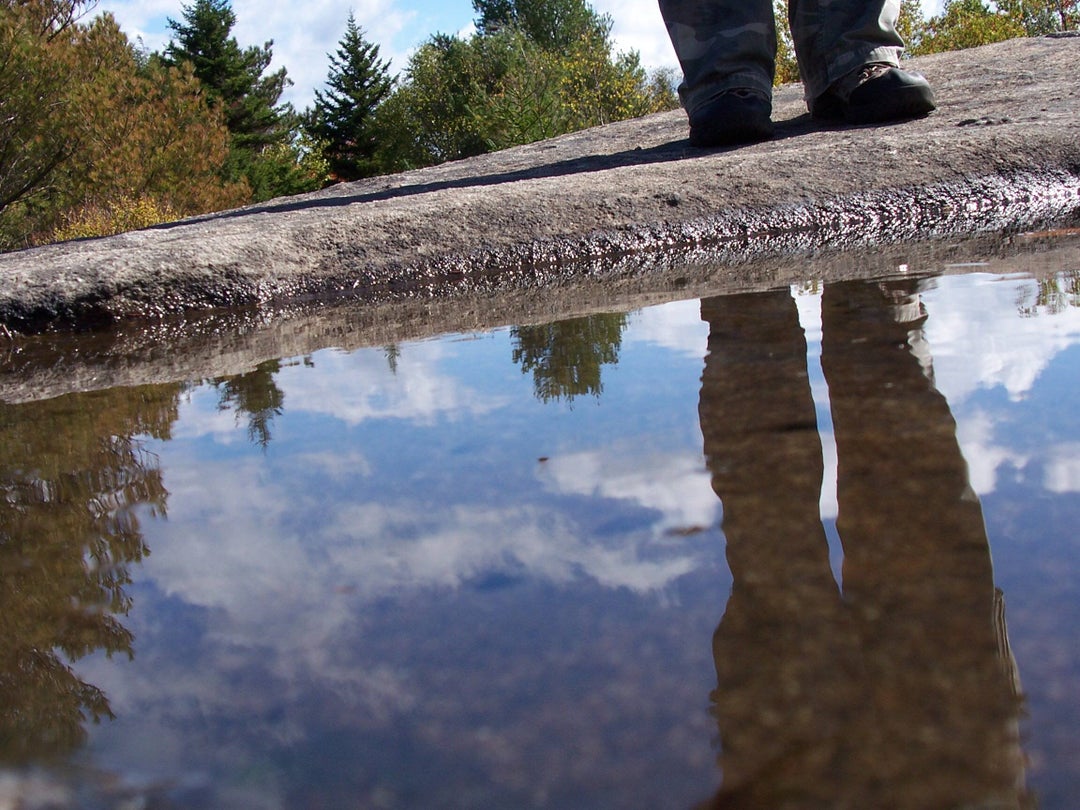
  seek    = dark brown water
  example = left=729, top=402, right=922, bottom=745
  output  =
left=2, top=261, right=1079, bottom=808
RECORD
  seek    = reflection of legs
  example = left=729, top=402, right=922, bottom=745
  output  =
left=699, top=291, right=853, bottom=805
left=821, top=280, right=1025, bottom=806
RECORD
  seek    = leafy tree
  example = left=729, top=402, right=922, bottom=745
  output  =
left=556, top=30, right=666, bottom=129
left=897, top=0, right=931, bottom=52
left=306, top=13, right=394, bottom=182
left=995, top=0, right=1078, bottom=35
left=161, top=0, right=320, bottom=200
left=910, top=0, right=1025, bottom=54
left=375, top=0, right=677, bottom=172
left=473, top=0, right=609, bottom=51
left=773, top=0, right=800, bottom=85
left=374, top=33, right=494, bottom=168
left=75, top=17, right=245, bottom=212
left=0, top=0, right=83, bottom=218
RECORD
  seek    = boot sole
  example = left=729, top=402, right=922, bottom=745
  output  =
left=841, top=85, right=937, bottom=124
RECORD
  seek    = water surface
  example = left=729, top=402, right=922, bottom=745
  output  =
left=2, top=264, right=1079, bottom=808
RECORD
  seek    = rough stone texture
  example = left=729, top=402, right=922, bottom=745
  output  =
left=0, top=36, right=1077, bottom=336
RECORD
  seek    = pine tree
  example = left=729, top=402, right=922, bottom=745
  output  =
left=161, top=0, right=314, bottom=199
left=164, top=0, right=286, bottom=149
left=307, top=14, right=393, bottom=181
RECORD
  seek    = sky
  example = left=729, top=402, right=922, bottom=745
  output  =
left=93, top=0, right=680, bottom=111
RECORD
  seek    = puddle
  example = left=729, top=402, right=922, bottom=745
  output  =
left=1, top=246, right=1079, bottom=808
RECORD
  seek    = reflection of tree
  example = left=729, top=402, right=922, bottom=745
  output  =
left=215, top=359, right=285, bottom=448
left=0, top=384, right=179, bottom=763
left=384, top=344, right=401, bottom=375
left=1017, top=270, right=1080, bottom=317
left=511, top=312, right=626, bottom=403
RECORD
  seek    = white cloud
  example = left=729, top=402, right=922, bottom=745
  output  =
left=925, top=275, right=1080, bottom=404
left=594, top=0, right=677, bottom=71
left=626, top=298, right=709, bottom=358
left=1044, top=443, right=1080, bottom=493
left=954, top=409, right=1029, bottom=496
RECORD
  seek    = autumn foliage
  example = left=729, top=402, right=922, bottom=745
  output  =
left=0, top=0, right=248, bottom=249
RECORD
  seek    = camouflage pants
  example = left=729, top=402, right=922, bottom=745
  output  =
left=659, top=0, right=904, bottom=115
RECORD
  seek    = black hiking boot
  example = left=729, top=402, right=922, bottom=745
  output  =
left=689, top=88, right=774, bottom=148
left=812, top=62, right=936, bottom=124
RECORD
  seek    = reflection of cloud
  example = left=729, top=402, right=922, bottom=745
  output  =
left=278, top=344, right=504, bottom=426
left=147, top=443, right=712, bottom=660
left=954, top=410, right=1029, bottom=496
left=539, top=447, right=719, bottom=536
left=326, top=501, right=703, bottom=594
left=81, top=438, right=712, bottom=794
left=926, top=275, right=1080, bottom=403
left=171, top=389, right=248, bottom=443
left=1044, top=443, right=1080, bottom=493
left=174, top=343, right=504, bottom=442
left=625, top=299, right=709, bottom=358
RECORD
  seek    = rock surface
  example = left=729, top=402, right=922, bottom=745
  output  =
left=0, top=35, right=1078, bottom=336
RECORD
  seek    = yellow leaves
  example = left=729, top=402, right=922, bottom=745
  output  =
left=49, top=194, right=179, bottom=242
left=910, top=0, right=1026, bottom=54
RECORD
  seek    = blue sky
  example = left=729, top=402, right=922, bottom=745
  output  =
left=94, top=0, right=678, bottom=110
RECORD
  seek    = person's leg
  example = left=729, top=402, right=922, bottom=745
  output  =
left=790, top=0, right=935, bottom=122
left=659, top=0, right=777, bottom=146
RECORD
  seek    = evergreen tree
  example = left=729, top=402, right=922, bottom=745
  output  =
left=163, top=0, right=286, bottom=150
left=307, top=13, right=393, bottom=181
left=162, top=0, right=318, bottom=200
